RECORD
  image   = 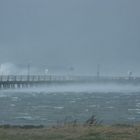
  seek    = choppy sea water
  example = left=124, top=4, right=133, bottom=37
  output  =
left=0, top=83, right=140, bottom=126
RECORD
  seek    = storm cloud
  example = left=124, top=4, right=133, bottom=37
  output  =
left=0, top=0, right=140, bottom=76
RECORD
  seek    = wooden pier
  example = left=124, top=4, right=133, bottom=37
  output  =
left=0, top=75, right=140, bottom=89
left=0, top=75, right=76, bottom=89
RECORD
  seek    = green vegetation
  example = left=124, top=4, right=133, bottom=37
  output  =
left=0, top=116, right=138, bottom=140
left=0, top=124, right=140, bottom=140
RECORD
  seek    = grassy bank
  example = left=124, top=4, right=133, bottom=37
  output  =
left=0, top=124, right=140, bottom=140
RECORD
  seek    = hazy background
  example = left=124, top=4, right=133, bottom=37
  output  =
left=0, top=0, right=140, bottom=76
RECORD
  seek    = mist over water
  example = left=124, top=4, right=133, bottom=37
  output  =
left=2, top=83, right=140, bottom=94
left=0, top=83, right=140, bottom=126
left=0, top=62, right=42, bottom=75
left=0, top=0, right=140, bottom=127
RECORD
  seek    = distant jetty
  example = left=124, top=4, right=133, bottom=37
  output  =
left=0, top=75, right=140, bottom=89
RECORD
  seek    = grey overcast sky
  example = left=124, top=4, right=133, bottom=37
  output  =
left=0, top=0, right=140, bottom=75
